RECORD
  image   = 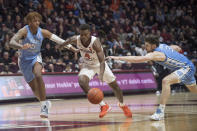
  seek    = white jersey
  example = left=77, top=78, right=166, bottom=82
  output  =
left=77, top=35, right=100, bottom=66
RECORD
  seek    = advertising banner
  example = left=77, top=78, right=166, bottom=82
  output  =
left=0, top=72, right=157, bottom=100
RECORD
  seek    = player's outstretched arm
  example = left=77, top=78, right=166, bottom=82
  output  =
left=64, top=45, right=80, bottom=53
left=42, top=29, right=77, bottom=50
left=9, top=27, right=32, bottom=49
left=107, top=51, right=166, bottom=63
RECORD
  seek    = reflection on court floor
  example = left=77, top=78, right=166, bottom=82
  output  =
left=0, top=92, right=197, bottom=131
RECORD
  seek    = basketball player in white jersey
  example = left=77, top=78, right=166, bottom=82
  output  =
left=60, top=24, right=132, bottom=118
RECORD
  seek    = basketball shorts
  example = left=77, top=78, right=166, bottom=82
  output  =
left=18, top=54, right=42, bottom=83
left=174, top=66, right=196, bottom=86
left=79, top=62, right=116, bottom=83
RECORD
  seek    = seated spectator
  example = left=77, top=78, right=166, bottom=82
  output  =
left=0, top=52, right=12, bottom=65
left=63, top=55, right=71, bottom=64
left=47, top=63, right=55, bottom=72
left=12, top=51, right=19, bottom=65
left=134, top=44, right=147, bottom=56
left=160, top=28, right=172, bottom=43
left=8, top=63, right=19, bottom=73
left=0, top=65, right=13, bottom=74
left=64, top=63, right=73, bottom=72
left=41, top=43, right=53, bottom=59
left=52, top=45, right=61, bottom=59
left=0, top=0, right=196, bottom=73
left=54, top=58, right=66, bottom=72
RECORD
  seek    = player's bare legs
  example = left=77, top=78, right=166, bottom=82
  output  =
left=28, top=62, right=46, bottom=101
left=160, top=73, right=179, bottom=105
left=151, top=73, right=179, bottom=120
left=186, top=85, right=197, bottom=93
left=32, top=62, right=46, bottom=101
left=29, top=78, right=40, bottom=101
left=78, top=75, right=110, bottom=118
left=108, top=81, right=123, bottom=103
left=108, top=80, right=132, bottom=117
left=28, top=62, right=51, bottom=118
left=78, top=75, right=90, bottom=94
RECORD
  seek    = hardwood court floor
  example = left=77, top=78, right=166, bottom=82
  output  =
left=0, top=92, right=197, bottom=131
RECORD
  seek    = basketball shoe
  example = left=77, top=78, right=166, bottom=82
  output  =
left=150, top=108, right=164, bottom=121
left=118, top=103, right=132, bottom=117
left=99, top=104, right=111, bottom=118
left=40, top=100, right=52, bottom=118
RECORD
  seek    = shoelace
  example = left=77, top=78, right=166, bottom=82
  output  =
left=41, top=105, right=48, bottom=113
left=101, top=106, right=107, bottom=111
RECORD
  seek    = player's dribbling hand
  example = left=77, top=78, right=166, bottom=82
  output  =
left=22, top=43, right=33, bottom=49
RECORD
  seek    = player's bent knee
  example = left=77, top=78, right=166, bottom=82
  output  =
left=187, top=85, right=197, bottom=93
left=78, top=75, right=89, bottom=85
left=108, top=80, right=118, bottom=88
left=162, top=78, right=170, bottom=85
left=34, top=73, right=42, bottom=79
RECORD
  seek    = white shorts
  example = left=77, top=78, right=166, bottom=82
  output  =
left=79, top=62, right=116, bottom=83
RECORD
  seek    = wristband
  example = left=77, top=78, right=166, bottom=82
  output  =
left=50, top=34, right=65, bottom=44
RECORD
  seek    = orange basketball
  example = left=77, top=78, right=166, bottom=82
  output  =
left=87, top=88, right=104, bottom=104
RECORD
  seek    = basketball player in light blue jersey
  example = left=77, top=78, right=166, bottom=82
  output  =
left=107, top=34, right=197, bottom=121
left=9, top=12, right=75, bottom=118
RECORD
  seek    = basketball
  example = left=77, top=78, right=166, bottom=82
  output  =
left=87, top=88, right=104, bottom=104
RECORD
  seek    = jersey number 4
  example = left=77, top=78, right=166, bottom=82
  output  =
left=85, top=53, right=91, bottom=60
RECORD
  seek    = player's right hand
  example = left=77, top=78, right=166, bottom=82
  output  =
left=22, top=43, right=32, bottom=49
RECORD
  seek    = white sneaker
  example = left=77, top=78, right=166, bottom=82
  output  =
left=40, top=100, right=52, bottom=118
left=150, top=108, right=164, bottom=121
left=151, top=121, right=165, bottom=130
left=156, top=91, right=160, bottom=96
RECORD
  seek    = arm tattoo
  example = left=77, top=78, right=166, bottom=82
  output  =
left=9, top=29, right=25, bottom=49
left=65, top=35, right=77, bottom=45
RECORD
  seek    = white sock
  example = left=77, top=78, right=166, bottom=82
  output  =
left=40, top=100, right=47, bottom=106
left=99, top=101, right=106, bottom=106
left=118, top=102, right=125, bottom=107
left=158, top=104, right=165, bottom=112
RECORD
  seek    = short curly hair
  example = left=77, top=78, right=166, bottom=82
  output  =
left=25, top=12, right=42, bottom=24
left=79, top=24, right=90, bottom=31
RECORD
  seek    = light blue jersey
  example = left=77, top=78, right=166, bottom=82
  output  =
left=154, top=44, right=196, bottom=85
left=19, top=25, right=44, bottom=60
left=18, top=25, right=44, bottom=82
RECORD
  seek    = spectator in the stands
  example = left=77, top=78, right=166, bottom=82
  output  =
left=0, top=0, right=195, bottom=73
left=0, top=52, right=12, bottom=65
left=41, top=43, right=53, bottom=59
left=0, top=65, right=12, bottom=74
